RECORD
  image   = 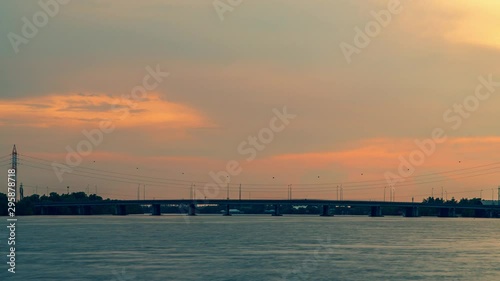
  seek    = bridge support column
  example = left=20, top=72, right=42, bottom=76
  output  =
left=115, top=205, right=127, bottom=216
left=403, top=206, right=419, bottom=217
left=320, top=205, right=333, bottom=216
left=438, top=207, right=456, bottom=217
left=152, top=204, right=161, bottom=216
left=78, top=206, right=92, bottom=215
left=188, top=203, right=196, bottom=216
left=223, top=204, right=231, bottom=216
left=272, top=204, right=282, bottom=216
left=40, top=206, right=50, bottom=215
left=370, top=206, right=383, bottom=217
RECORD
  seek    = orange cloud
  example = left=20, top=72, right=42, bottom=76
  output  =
left=0, top=92, right=211, bottom=129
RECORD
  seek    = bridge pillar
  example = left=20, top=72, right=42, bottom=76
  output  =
left=438, top=207, right=456, bottom=217
left=115, top=205, right=127, bottom=216
left=272, top=204, right=282, bottom=216
left=370, top=206, right=383, bottom=217
left=78, top=205, right=92, bottom=215
left=151, top=204, right=161, bottom=216
left=403, top=206, right=419, bottom=217
left=188, top=203, right=196, bottom=216
left=320, top=205, right=333, bottom=216
left=223, top=204, right=231, bottom=216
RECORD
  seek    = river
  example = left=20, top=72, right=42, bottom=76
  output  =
left=1, top=215, right=499, bottom=280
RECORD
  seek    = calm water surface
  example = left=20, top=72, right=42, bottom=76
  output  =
left=1, top=215, right=499, bottom=280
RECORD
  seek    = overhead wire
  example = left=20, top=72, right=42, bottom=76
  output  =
left=18, top=153, right=500, bottom=188
left=15, top=154, right=500, bottom=195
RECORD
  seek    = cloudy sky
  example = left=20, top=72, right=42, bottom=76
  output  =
left=1, top=0, right=500, bottom=201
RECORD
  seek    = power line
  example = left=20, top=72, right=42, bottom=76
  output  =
left=16, top=156, right=500, bottom=195
left=19, top=154, right=206, bottom=185
left=18, top=153, right=500, bottom=189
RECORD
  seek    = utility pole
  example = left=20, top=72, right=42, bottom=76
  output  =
left=336, top=185, right=339, bottom=200
left=11, top=145, right=17, bottom=202
left=441, top=186, right=444, bottom=200
left=498, top=186, right=500, bottom=205
left=143, top=184, right=146, bottom=200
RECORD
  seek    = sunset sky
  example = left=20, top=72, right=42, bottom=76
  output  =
left=1, top=0, right=500, bottom=201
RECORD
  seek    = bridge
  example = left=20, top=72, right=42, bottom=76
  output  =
left=34, top=199, right=500, bottom=218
